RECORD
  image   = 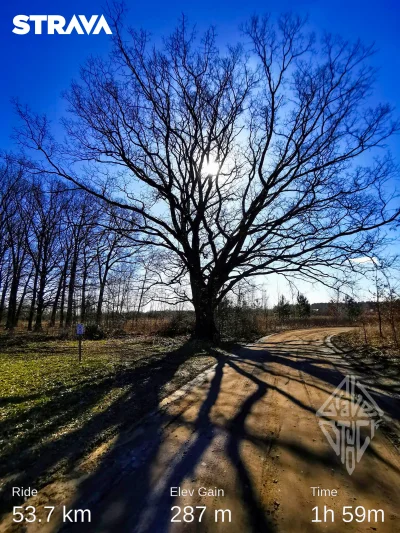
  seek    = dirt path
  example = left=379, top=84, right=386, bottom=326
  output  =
left=4, top=328, right=400, bottom=532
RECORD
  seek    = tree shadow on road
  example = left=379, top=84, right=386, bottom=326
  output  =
left=4, top=334, right=398, bottom=532
left=59, top=336, right=400, bottom=532
left=61, top=347, right=277, bottom=533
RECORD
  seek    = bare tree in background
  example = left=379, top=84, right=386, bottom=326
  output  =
left=94, top=207, right=135, bottom=325
left=0, top=153, right=143, bottom=331
left=0, top=159, right=26, bottom=327
left=15, top=9, right=400, bottom=340
left=2, top=163, right=29, bottom=330
left=23, top=178, right=66, bottom=331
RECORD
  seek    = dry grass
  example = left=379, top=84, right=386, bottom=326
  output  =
left=343, top=322, right=400, bottom=359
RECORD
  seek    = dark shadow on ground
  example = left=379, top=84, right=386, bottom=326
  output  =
left=60, top=348, right=277, bottom=533
left=0, top=340, right=214, bottom=519
left=60, top=336, right=400, bottom=532
left=3, top=333, right=399, bottom=532
left=238, top=343, right=400, bottom=422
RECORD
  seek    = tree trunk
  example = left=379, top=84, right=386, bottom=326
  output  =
left=81, top=261, right=88, bottom=323
left=388, top=293, right=399, bottom=348
left=191, top=281, right=219, bottom=341
left=27, top=269, right=39, bottom=331
left=96, top=283, right=105, bottom=326
left=0, top=268, right=10, bottom=324
left=375, top=273, right=383, bottom=339
left=59, top=270, right=67, bottom=328
left=16, top=268, right=33, bottom=325
left=193, top=303, right=219, bottom=340
left=135, top=267, right=148, bottom=323
left=66, top=253, right=78, bottom=327
left=5, top=274, right=19, bottom=330
left=34, top=272, right=47, bottom=331
left=5, top=247, right=26, bottom=330
left=50, top=269, right=64, bottom=327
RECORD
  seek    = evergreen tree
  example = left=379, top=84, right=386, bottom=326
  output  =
left=297, top=293, right=311, bottom=318
left=344, top=296, right=362, bottom=322
left=276, top=295, right=291, bottom=321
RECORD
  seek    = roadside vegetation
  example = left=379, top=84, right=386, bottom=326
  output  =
left=0, top=333, right=216, bottom=517
left=338, top=283, right=400, bottom=365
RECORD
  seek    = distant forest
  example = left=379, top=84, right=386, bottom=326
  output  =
left=0, top=160, right=143, bottom=332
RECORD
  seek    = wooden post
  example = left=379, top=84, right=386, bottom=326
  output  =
left=76, top=323, right=85, bottom=363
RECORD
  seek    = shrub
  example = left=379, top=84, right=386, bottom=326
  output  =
left=158, top=312, right=194, bottom=336
left=84, top=324, right=106, bottom=340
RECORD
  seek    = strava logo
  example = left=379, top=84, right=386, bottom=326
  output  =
left=12, top=15, right=112, bottom=35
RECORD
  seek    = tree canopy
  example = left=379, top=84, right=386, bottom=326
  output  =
left=15, top=9, right=400, bottom=339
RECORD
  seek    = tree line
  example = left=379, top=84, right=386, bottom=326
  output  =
left=0, top=157, right=138, bottom=331
left=4, top=11, right=400, bottom=341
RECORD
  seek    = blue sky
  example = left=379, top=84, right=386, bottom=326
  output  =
left=1, top=0, right=399, bottom=302
left=1, top=0, right=400, bottom=149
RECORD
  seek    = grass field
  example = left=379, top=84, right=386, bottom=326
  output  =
left=0, top=334, right=216, bottom=516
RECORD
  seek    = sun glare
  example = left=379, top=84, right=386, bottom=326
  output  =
left=203, top=159, right=220, bottom=176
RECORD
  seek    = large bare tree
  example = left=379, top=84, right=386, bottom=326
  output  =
left=15, top=10, right=400, bottom=339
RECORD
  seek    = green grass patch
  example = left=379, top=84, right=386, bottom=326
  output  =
left=0, top=335, right=216, bottom=516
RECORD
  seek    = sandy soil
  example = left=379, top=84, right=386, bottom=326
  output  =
left=2, top=328, right=399, bottom=532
